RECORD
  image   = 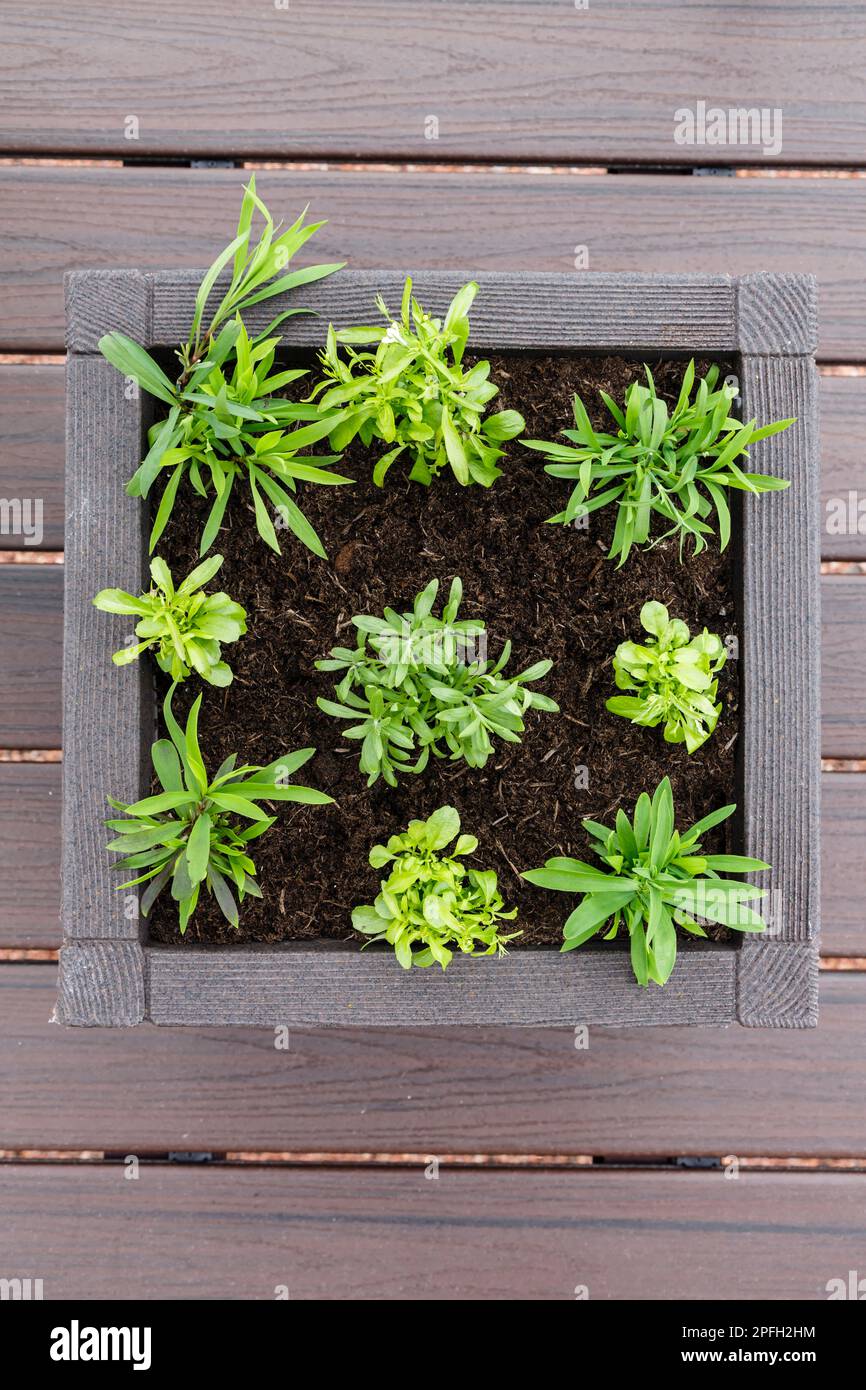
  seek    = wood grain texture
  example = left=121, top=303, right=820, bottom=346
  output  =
left=737, top=349, right=820, bottom=1025
left=0, top=565, right=62, bottom=746
left=822, top=773, right=866, bottom=956
left=820, top=374, right=866, bottom=561
left=0, top=772, right=854, bottom=955
left=0, top=365, right=64, bottom=550
left=3, top=1162, right=865, bottom=1299
left=62, top=356, right=149, bottom=954
left=54, top=942, right=145, bottom=1026
left=6, top=166, right=865, bottom=357
left=3, top=366, right=861, bottom=559
left=75, top=268, right=738, bottom=357
left=0, top=763, right=60, bottom=948
left=1, top=1, right=864, bottom=165
left=146, top=942, right=736, bottom=1027
left=822, top=575, right=866, bottom=757
left=5, top=966, right=866, bottom=1155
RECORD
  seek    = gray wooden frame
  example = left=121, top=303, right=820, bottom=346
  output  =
left=59, top=270, right=820, bottom=1028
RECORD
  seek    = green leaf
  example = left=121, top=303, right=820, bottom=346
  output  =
left=98, top=332, right=178, bottom=407
left=152, top=739, right=183, bottom=794
left=184, top=696, right=208, bottom=794
left=185, top=812, right=211, bottom=884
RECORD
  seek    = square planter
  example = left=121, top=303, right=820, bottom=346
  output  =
left=59, top=269, right=820, bottom=1028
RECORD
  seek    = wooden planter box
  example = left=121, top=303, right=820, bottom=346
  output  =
left=59, top=270, right=820, bottom=1028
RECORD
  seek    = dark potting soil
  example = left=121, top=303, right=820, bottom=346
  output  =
left=149, top=353, right=739, bottom=948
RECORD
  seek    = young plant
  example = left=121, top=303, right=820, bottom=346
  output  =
left=307, top=277, right=525, bottom=487
left=523, top=777, right=770, bottom=987
left=98, top=179, right=350, bottom=558
left=316, top=576, right=558, bottom=786
left=93, top=555, right=246, bottom=687
left=522, top=360, right=793, bottom=567
left=105, top=684, right=333, bottom=934
left=606, top=600, right=726, bottom=754
left=352, top=805, right=519, bottom=969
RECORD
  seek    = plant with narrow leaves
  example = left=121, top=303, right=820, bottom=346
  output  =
left=522, top=360, right=793, bottom=567
left=606, top=600, right=726, bottom=754
left=93, top=555, right=246, bottom=686
left=523, top=777, right=770, bottom=987
left=307, top=277, right=525, bottom=487
left=316, top=577, right=558, bottom=786
left=352, top=805, right=519, bottom=969
left=98, top=179, right=350, bottom=558
left=105, top=684, right=333, bottom=934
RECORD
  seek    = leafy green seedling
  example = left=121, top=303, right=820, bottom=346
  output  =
left=93, top=555, right=246, bottom=686
left=308, top=277, right=524, bottom=487
left=522, top=360, right=793, bottom=567
left=98, top=179, right=350, bottom=558
left=316, top=576, right=558, bottom=786
left=352, top=805, right=519, bottom=969
left=105, top=684, right=333, bottom=934
left=606, top=600, right=726, bottom=753
left=523, top=777, right=770, bottom=987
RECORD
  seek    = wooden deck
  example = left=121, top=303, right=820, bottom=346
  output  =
left=2, top=1, right=865, bottom=1298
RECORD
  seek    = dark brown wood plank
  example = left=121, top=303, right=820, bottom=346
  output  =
left=0, top=565, right=62, bottom=747
left=0, top=763, right=59, bottom=947
left=1, top=2, right=863, bottom=166
left=822, top=574, right=866, bottom=758
left=822, top=775, right=866, bottom=957
left=2, top=1162, right=864, bottom=1299
left=2, top=966, right=865, bottom=1155
left=2, top=166, right=864, bottom=357
left=0, top=562, right=854, bottom=756
left=821, top=374, right=866, bottom=560
left=2, top=367, right=862, bottom=560
left=0, top=365, right=64, bottom=550
left=0, top=770, right=856, bottom=954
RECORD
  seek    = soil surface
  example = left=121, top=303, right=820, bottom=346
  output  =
left=149, top=353, right=739, bottom=947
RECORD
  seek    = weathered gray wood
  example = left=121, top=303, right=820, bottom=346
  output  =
left=54, top=942, right=146, bottom=1026
left=9, top=166, right=866, bottom=357
left=0, top=763, right=60, bottom=948
left=4, top=1163, right=866, bottom=1300
left=737, top=273, right=818, bottom=356
left=62, top=355, right=150, bottom=959
left=6, top=964, right=866, bottom=1155
left=737, top=345, right=820, bottom=1024
left=3, top=0, right=864, bottom=166
left=65, top=267, right=151, bottom=354
left=146, top=942, right=737, bottom=1028
left=70, top=268, right=738, bottom=357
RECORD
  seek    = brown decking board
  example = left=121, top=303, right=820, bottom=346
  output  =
left=1, top=167, right=864, bottom=357
left=0, top=568, right=855, bottom=772
left=2, top=366, right=864, bottom=559
left=0, top=365, right=65, bottom=550
left=2, top=0, right=864, bottom=165
left=3, top=772, right=857, bottom=956
left=0, top=565, right=62, bottom=748
left=3, top=1164, right=866, bottom=1300
left=1, top=965, right=865, bottom=1154
left=0, top=0, right=860, bottom=1294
